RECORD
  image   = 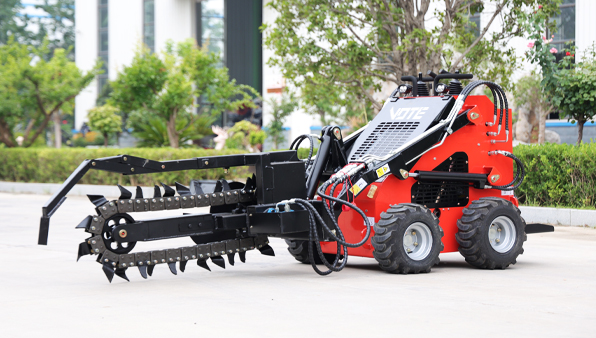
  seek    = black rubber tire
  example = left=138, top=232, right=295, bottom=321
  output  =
left=372, top=204, right=444, bottom=274
left=456, top=197, right=527, bottom=269
left=285, top=239, right=338, bottom=264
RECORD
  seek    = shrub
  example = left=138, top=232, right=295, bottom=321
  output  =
left=514, top=143, right=596, bottom=208
left=0, top=148, right=249, bottom=186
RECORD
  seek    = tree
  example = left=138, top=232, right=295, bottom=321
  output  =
left=265, top=89, right=298, bottom=148
left=263, top=0, right=560, bottom=113
left=513, top=72, right=553, bottom=144
left=87, top=105, right=122, bottom=147
left=525, top=7, right=596, bottom=144
left=0, top=39, right=100, bottom=148
left=110, top=40, right=259, bottom=148
left=0, top=0, right=29, bottom=46
left=225, top=120, right=267, bottom=152
left=1, top=0, right=75, bottom=58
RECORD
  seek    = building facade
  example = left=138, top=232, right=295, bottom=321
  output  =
left=74, top=0, right=596, bottom=145
left=74, top=0, right=263, bottom=130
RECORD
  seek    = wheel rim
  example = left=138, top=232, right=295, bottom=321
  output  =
left=403, top=222, right=433, bottom=261
left=488, top=215, right=516, bottom=253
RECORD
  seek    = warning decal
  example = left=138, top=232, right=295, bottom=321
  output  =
left=349, top=178, right=368, bottom=196
left=375, top=164, right=390, bottom=178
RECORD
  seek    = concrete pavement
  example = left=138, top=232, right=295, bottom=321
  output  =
left=0, top=192, right=595, bottom=337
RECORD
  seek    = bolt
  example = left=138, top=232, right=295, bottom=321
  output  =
left=94, top=249, right=99, bottom=253
left=92, top=162, right=96, bottom=166
left=161, top=259, right=165, bottom=263
left=91, top=226, right=96, bottom=230
left=227, top=192, right=231, bottom=196
left=412, top=195, right=415, bottom=199
left=119, top=230, right=127, bottom=238
left=123, top=157, right=127, bottom=161
left=104, top=258, right=109, bottom=262
left=192, top=255, right=196, bottom=259
left=197, top=196, right=202, bottom=200
left=412, top=231, right=416, bottom=235
left=207, top=253, right=211, bottom=257
left=477, top=143, right=480, bottom=146
left=168, top=198, right=172, bottom=202
left=414, top=242, right=418, bottom=246
left=131, top=168, right=135, bottom=172
left=160, top=198, right=164, bottom=202
left=497, top=228, right=502, bottom=232
left=496, top=239, right=500, bottom=243
left=152, top=199, right=156, bottom=203
left=102, top=206, right=107, bottom=211
left=184, top=256, right=189, bottom=260
left=212, top=194, right=216, bottom=198
left=139, top=261, right=143, bottom=265
left=221, top=251, right=225, bottom=255
left=112, top=262, right=116, bottom=266
left=177, top=257, right=180, bottom=261
left=406, top=248, right=412, bottom=253
left=91, top=240, right=97, bottom=244
left=161, top=165, right=165, bottom=169
left=204, top=161, right=209, bottom=165
left=224, top=168, right=228, bottom=174
left=169, top=258, right=173, bottom=262
left=183, top=197, right=187, bottom=201
left=190, top=196, right=194, bottom=200
left=199, top=254, right=204, bottom=258
left=93, top=217, right=98, bottom=222
left=433, top=157, right=436, bottom=160
left=136, top=200, right=141, bottom=204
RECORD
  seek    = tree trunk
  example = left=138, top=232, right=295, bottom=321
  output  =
left=103, top=132, right=109, bottom=147
left=0, top=119, right=16, bottom=147
left=53, top=111, right=62, bottom=148
left=577, top=119, right=585, bottom=145
left=23, top=114, right=53, bottom=147
left=537, top=109, right=546, bottom=144
left=166, top=113, right=179, bottom=148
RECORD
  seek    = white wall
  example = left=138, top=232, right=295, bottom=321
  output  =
left=74, top=0, right=98, bottom=129
left=109, top=0, right=143, bottom=81
left=576, top=0, right=596, bottom=57
left=154, top=0, right=194, bottom=52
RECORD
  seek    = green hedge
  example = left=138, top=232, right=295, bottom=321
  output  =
left=1, top=144, right=595, bottom=208
left=514, top=143, right=596, bottom=208
left=0, top=148, right=249, bottom=186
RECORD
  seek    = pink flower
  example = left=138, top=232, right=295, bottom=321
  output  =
left=542, top=36, right=547, bottom=40
left=538, top=5, right=543, bottom=9
left=550, top=47, right=558, bottom=53
left=527, top=42, right=535, bottom=48
left=566, top=51, right=571, bottom=56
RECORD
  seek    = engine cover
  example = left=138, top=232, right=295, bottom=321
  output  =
left=349, top=96, right=455, bottom=161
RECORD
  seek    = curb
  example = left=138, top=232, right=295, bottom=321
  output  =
left=2, top=181, right=595, bottom=228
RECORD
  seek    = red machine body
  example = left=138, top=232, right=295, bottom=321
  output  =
left=320, top=95, right=517, bottom=258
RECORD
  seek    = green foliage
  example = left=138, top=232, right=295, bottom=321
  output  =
left=514, top=143, right=596, bottom=208
left=265, top=89, right=298, bottom=148
left=87, top=105, right=122, bottom=147
left=0, top=39, right=101, bottom=148
left=109, top=40, right=259, bottom=148
left=0, top=0, right=75, bottom=58
left=263, top=0, right=556, bottom=116
left=128, top=112, right=215, bottom=148
left=225, top=120, right=266, bottom=151
left=0, top=148, right=249, bottom=186
left=524, top=6, right=596, bottom=144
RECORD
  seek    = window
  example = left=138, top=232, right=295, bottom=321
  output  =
left=97, top=0, right=109, bottom=94
left=143, top=0, right=155, bottom=53
left=550, top=0, right=575, bottom=52
left=200, top=0, right=225, bottom=65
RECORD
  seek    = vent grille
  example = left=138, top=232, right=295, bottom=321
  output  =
left=411, top=152, right=470, bottom=209
left=411, top=181, right=469, bottom=208
left=350, top=121, right=420, bottom=161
